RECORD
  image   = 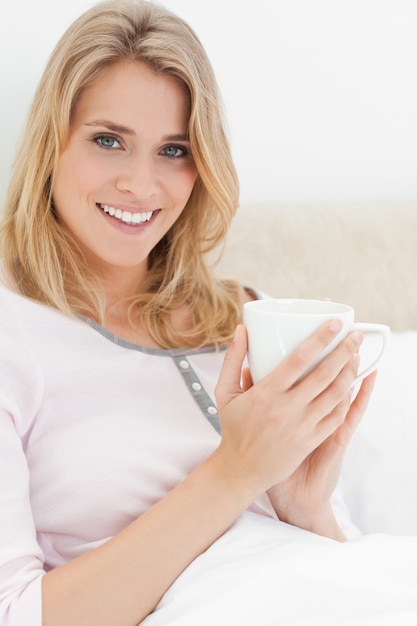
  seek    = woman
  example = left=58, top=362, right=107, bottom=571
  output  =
left=0, top=1, right=375, bottom=624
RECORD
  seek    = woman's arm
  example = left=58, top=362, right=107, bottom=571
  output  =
left=42, top=450, right=259, bottom=626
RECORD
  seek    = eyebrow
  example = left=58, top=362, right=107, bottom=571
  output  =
left=85, top=120, right=190, bottom=142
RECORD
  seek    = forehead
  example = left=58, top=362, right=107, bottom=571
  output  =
left=71, top=60, right=190, bottom=132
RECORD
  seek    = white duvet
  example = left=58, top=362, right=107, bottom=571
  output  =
left=143, top=331, right=417, bottom=625
left=143, top=511, right=417, bottom=625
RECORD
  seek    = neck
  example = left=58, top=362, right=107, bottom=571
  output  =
left=98, top=264, right=148, bottom=308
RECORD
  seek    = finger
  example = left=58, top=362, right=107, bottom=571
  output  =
left=296, top=355, right=359, bottom=445
left=308, top=351, right=360, bottom=418
left=315, top=370, right=377, bottom=453
left=215, top=325, right=247, bottom=409
left=296, top=330, right=363, bottom=402
left=314, top=393, right=352, bottom=446
left=344, top=370, right=378, bottom=435
left=264, top=319, right=345, bottom=390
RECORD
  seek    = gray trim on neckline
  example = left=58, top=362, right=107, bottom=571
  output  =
left=79, top=315, right=224, bottom=435
left=79, top=314, right=226, bottom=357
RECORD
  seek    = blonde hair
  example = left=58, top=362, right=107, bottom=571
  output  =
left=0, top=0, right=243, bottom=348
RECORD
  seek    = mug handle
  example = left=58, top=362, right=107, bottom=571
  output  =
left=353, top=323, right=390, bottom=384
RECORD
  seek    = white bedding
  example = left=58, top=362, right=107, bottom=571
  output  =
left=342, top=330, right=417, bottom=535
left=143, top=331, right=417, bottom=625
left=143, top=511, right=417, bottom=625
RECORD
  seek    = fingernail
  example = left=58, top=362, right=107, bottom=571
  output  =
left=328, top=319, right=342, bottom=332
left=351, top=331, right=364, bottom=345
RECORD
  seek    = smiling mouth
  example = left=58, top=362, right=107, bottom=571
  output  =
left=98, top=203, right=156, bottom=225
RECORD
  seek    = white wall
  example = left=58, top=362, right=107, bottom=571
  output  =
left=1, top=0, right=416, bottom=206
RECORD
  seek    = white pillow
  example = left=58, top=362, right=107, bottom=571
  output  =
left=342, top=331, right=417, bottom=536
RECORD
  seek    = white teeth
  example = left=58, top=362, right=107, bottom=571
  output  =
left=100, top=204, right=154, bottom=225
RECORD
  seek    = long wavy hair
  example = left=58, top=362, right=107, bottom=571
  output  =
left=0, top=0, right=243, bottom=348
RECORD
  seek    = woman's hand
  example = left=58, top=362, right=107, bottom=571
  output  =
left=266, top=371, right=376, bottom=540
left=215, top=321, right=375, bottom=538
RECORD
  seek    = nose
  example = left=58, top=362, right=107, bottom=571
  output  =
left=115, top=152, right=159, bottom=199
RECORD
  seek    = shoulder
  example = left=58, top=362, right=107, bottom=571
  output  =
left=0, top=284, right=44, bottom=435
left=0, top=278, right=68, bottom=371
left=0, top=281, right=42, bottom=362
left=0, top=279, right=42, bottom=329
left=0, top=282, right=27, bottom=335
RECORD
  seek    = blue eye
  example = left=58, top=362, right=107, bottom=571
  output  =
left=161, top=145, right=188, bottom=158
left=94, top=135, right=121, bottom=149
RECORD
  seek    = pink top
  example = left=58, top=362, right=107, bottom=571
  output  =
left=0, top=282, right=359, bottom=625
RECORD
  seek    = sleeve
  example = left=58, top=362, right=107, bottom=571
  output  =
left=0, top=290, right=45, bottom=625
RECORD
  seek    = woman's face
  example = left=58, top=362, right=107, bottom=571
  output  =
left=52, top=60, right=198, bottom=284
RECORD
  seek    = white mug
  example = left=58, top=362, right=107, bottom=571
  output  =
left=243, top=298, right=390, bottom=384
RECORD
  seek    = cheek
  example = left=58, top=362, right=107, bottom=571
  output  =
left=54, top=153, right=106, bottom=205
left=53, top=154, right=80, bottom=201
left=172, top=167, right=198, bottom=204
